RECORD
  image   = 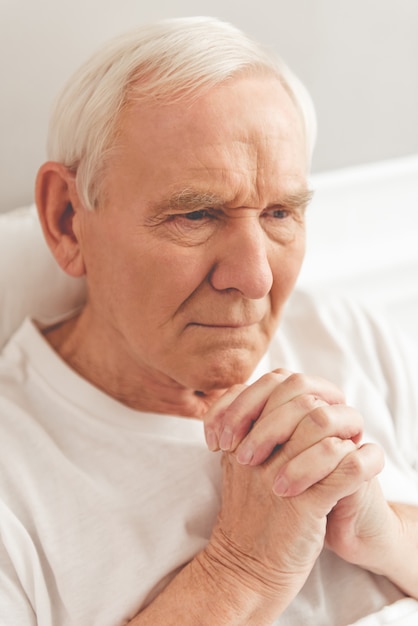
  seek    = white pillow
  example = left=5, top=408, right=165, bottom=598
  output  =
left=0, top=205, right=86, bottom=349
left=299, top=155, right=418, bottom=344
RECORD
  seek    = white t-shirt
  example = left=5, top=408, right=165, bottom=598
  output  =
left=0, top=290, right=418, bottom=626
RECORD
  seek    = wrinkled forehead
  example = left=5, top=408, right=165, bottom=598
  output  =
left=118, top=74, right=305, bottom=151
left=105, top=75, right=308, bottom=209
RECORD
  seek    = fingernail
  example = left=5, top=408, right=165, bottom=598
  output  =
left=273, top=475, right=289, bottom=496
left=219, top=428, right=233, bottom=451
left=205, top=428, right=219, bottom=452
left=236, top=445, right=254, bottom=465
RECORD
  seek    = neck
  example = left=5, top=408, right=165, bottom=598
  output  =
left=42, top=312, right=226, bottom=419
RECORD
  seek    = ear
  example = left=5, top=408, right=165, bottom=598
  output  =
left=35, top=162, right=86, bottom=278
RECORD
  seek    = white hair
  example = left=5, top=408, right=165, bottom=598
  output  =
left=47, top=16, right=317, bottom=210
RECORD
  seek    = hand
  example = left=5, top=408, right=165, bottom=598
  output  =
left=204, top=369, right=361, bottom=473
left=202, top=370, right=384, bottom=608
left=204, top=451, right=328, bottom=607
left=204, top=430, right=383, bottom=612
left=325, top=477, right=395, bottom=569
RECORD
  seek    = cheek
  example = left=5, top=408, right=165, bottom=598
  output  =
left=291, top=235, right=306, bottom=277
left=270, top=238, right=305, bottom=308
left=125, top=245, right=212, bottom=317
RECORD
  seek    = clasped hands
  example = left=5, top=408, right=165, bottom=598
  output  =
left=201, top=369, right=390, bottom=607
left=204, top=369, right=383, bottom=497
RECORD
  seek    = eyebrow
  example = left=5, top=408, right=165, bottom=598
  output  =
left=280, top=188, right=314, bottom=210
left=149, top=186, right=314, bottom=215
left=156, top=189, right=225, bottom=212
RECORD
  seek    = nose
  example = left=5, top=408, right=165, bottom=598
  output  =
left=209, top=219, right=273, bottom=299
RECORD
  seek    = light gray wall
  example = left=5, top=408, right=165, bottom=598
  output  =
left=1, top=0, right=417, bottom=212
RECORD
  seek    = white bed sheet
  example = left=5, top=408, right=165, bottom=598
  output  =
left=350, top=598, right=418, bottom=625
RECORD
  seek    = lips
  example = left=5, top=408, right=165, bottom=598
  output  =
left=189, top=321, right=261, bottom=329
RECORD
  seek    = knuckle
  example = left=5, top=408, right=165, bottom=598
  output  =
left=308, top=404, right=332, bottom=428
left=260, top=371, right=284, bottom=386
left=294, top=393, right=324, bottom=415
left=271, top=367, right=292, bottom=379
left=320, top=436, right=341, bottom=456
left=320, top=436, right=354, bottom=457
left=343, top=453, right=364, bottom=476
left=287, top=372, right=306, bottom=388
left=229, top=383, right=246, bottom=394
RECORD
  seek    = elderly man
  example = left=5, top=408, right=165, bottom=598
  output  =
left=0, top=16, right=417, bottom=626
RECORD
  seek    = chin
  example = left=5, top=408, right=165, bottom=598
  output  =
left=181, top=350, right=262, bottom=392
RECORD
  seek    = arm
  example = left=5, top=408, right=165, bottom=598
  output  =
left=326, top=487, right=418, bottom=600
left=127, top=545, right=293, bottom=626
left=128, top=442, right=333, bottom=625
left=386, top=502, right=418, bottom=598
left=128, top=373, right=383, bottom=625
left=129, top=446, right=382, bottom=626
left=204, top=370, right=418, bottom=601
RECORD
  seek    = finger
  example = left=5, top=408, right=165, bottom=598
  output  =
left=236, top=402, right=362, bottom=467
left=312, top=443, right=385, bottom=518
left=204, top=384, right=247, bottom=451
left=261, top=373, right=346, bottom=418
left=231, top=375, right=346, bottom=464
left=287, top=403, right=364, bottom=459
left=235, top=396, right=328, bottom=465
left=213, top=369, right=292, bottom=452
left=219, top=371, right=344, bottom=453
left=273, top=442, right=384, bottom=506
left=272, top=437, right=357, bottom=496
left=325, top=442, right=385, bottom=492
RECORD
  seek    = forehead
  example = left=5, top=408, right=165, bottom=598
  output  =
left=107, top=75, right=308, bottom=209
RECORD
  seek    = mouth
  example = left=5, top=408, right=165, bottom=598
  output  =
left=188, top=321, right=260, bottom=329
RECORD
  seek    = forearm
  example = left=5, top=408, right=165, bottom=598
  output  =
left=127, top=546, right=289, bottom=626
left=347, top=501, right=418, bottom=600
left=377, top=502, right=418, bottom=599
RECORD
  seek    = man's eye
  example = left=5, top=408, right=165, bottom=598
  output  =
left=270, top=208, right=289, bottom=219
left=183, top=210, right=211, bottom=221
